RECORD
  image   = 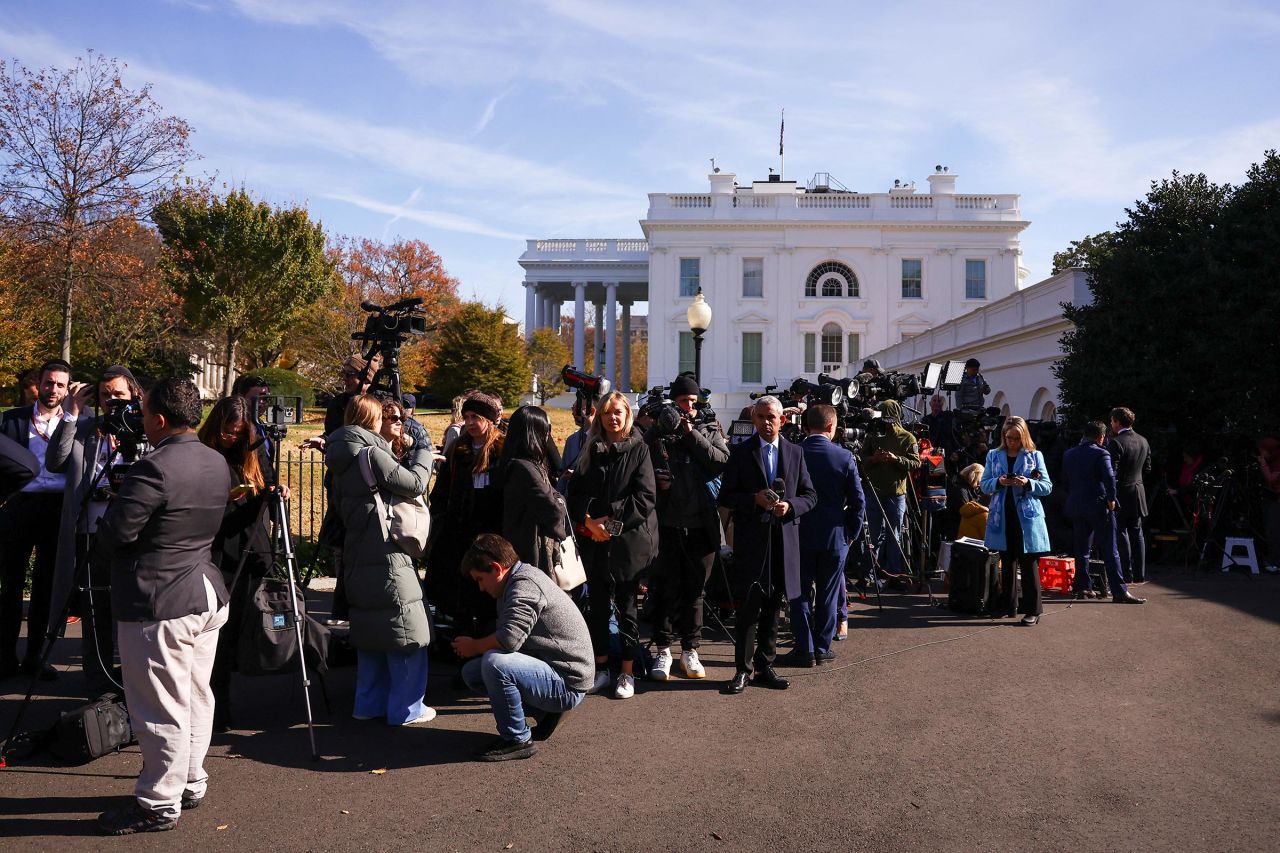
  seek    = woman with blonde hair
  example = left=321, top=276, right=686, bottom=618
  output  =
left=326, top=393, right=435, bottom=724
left=955, top=463, right=989, bottom=540
left=980, top=416, right=1052, bottom=625
left=427, top=391, right=506, bottom=638
left=568, top=391, right=657, bottom=699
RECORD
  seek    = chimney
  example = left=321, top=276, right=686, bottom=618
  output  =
left=927, top=165, right=957, bottom=195
left=709, top=171, right=736, bottom=195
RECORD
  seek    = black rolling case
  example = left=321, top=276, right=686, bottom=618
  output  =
left=947, top=539, right=1000, bottom=614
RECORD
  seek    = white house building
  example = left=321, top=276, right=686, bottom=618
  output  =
left=641, top=169, right=1029, bottom=411
left=866, top=267, right=1092, bottom=422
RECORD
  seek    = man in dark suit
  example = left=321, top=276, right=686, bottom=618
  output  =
left=92, top=379, right=233, bottom=835
left=1061, top=421, right=1145, bottom=605
left=0, top=433, right=39, bottom=505
left=1108, top=406, right=1152, bottom=584
left=0, top=359, right=71, bottom=679
left=782, top=404, right=865, bottom=667
left=720, top=396, right=818, bottom=694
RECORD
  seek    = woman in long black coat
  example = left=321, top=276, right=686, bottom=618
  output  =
left=569, top=392, right=657, bottom=700
left=499, top=406, right=570, bottom=574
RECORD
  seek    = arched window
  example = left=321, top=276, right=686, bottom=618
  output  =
left=821, top=322, right=842, bottom=368
left=805, top=261, right=859, bottom=298
left=1041, top=401, right=1057, bottom=421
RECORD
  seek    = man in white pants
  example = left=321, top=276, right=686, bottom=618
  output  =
left=91, top=379, right=232, bottom=835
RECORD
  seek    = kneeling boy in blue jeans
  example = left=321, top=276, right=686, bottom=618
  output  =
left=453, top=533, right=595, bottom=761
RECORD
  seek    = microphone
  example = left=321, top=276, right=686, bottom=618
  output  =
left=772, top=477, right=784, bottom=495
left=360, top=299, right=382, bottom=312
left=384, top=296, right=425, bottom=312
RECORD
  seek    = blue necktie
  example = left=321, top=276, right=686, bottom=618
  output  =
left=764, top=443, right=776, bottom=484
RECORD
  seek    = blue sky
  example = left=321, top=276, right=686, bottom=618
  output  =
left=4, top=0, right=1278, bottom=315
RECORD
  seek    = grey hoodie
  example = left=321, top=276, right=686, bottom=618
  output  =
left=496, top=563, right=594, bottom=692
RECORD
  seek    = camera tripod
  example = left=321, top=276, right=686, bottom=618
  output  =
left=1195, top=469, right=1261, bottom=574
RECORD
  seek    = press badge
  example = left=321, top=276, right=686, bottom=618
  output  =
left=272, top=614, right=287, bottom=629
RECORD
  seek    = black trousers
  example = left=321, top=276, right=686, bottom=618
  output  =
left=734, top=532, right=786, bottom=675
left=1115, top=514, right=1146, bottom=582
left=78, top=535, right=118, bottom=694
left=651, top=525, right=717, bottom=651
left=998, top=550, right=1042, bottom=617
left=583, top=542, right=640, bottom=659
left=0, top=492, right=62, bottom=666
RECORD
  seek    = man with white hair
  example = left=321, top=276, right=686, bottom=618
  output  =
left=719, top=397, right=817, bottom=694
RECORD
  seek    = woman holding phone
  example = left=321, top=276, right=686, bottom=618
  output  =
left=980, top=417, right=1052, bottom=626
left=568, top=392, right=657, bottom=699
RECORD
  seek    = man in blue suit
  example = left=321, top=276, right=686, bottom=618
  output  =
left=780, top=404, right=865, bottom=667
left=1061, top=421, right=1146, bottom=605
left=720, top=396, right=818, bottom=694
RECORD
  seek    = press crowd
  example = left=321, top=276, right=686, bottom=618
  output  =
left=3, top=355, right=1280, bottom=835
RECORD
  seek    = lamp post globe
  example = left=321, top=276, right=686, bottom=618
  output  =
left=686, top=288, right=713, bottom=386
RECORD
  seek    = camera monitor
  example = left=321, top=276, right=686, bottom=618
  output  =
left=727, top=419, right=756, bottom=445
left=922, top=362, right=944, bottom=393
left=257, top=395, right=305, bottom=426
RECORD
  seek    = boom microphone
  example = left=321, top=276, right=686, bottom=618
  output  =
left=384, top=296, right=425, bottom=312
left=360, top=299, right=381, bottom=312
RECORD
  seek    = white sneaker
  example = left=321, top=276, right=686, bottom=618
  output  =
left=680, top=649, right=706, bottom=679
left=651, top=647, right=673, bottom=681
left=589, top=669, right=610, bottom=694
left=401, top=706, right=437, bottom=725
left=613, top=672, right=635, bottom=699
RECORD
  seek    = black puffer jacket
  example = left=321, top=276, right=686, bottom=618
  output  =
left=568, top=430, right=657, bottom=582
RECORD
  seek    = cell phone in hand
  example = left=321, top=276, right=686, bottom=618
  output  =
left=604, top=519, right=624, bottom=536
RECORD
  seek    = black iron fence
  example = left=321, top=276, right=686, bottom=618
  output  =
left=275, top=448, right=328, bottom=549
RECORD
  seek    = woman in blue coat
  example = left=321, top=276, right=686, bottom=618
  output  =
left=981, top=416, right=1052, bottom=625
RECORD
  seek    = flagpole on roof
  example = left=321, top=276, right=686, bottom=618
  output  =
left=779, top=108, right=785, bottom=180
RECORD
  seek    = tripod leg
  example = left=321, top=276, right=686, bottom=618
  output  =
left=271, top=493, right=320, bottom=761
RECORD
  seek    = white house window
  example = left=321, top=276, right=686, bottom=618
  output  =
left=804, top=261, right=858, bottom=298
left=742, top=332, right=763, bottom=383
left=846, top=333, right=860, bottom=366
left=680, top=258, right=700, bottom=297
left=803, top=333, right=816, bottom=373
left=678, top=331, right=695, bottom=375
left=742, top=258, right=763, bottom=298
left=965, top=259, right=986, bottom=299
left=901, top=258, right=922, bottom=299
left=820, top=322, right=842, bottom=370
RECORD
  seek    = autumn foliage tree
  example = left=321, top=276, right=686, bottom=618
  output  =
left=153, top=187, right=336, bottom=397
left=0, top=51, right=196, bottom=361
left=527, top=327, right=569, bottom=403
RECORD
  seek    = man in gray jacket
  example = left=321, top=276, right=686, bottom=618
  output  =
left=453, top=533, right=594, bottom=762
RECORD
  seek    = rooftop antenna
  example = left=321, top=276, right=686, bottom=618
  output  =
left=710, top=157, right=719, bottom=173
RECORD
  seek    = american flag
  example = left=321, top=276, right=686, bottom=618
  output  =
left=779, top=109, right=785, bottom=156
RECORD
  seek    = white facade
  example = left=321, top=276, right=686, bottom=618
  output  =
left=866, top=268, right=1092, bottom=421
left=641, top=170, right=1029, bottom=411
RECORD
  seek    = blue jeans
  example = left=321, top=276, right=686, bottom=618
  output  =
left=791, top=543, right=848, bottom=656
left=865, top=492, right=907, bottom=576
left=354, top=647, right=429, bottom=725
left=462, top=650, right=586, bottom=744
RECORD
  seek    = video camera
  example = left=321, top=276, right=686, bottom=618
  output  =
left=561, top=365, right=611, bottom=401
left=639, top=383, right=718, bottom=439
left=254, top=395, right=305, bottom=443
left=354, top=296, right=427, bottom=345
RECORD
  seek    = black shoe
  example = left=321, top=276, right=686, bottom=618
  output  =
left=775, top=651, right=816, bottom=668
left=180, top=793, right=203, bottom=811
left=815, top=650, right=837, bottom=664
left=1113, top=591, right=1147, bottom=604
left=751, top=666, right=790, bottom=690
left=531, top=709, right=572, bottom=742
left=97, top=804, right=177, bottom=835
left=474, top=736, right=537, bottom=762
left=724, top=671, right=749, bottom=695
left=1020, top=615, right=1039, bottom=626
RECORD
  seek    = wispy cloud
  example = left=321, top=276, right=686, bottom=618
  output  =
left=325, top=191, right=525, bottom=241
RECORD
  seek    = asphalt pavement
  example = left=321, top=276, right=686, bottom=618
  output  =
left=3, top=566, right=1278, bottom=852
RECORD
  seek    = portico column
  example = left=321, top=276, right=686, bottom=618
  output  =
left=593, top=300, right=605, bottom=374
left=573, top=282, right=586, bottom=368
left=532, top=284, right=544, bottom=334
left=620, top=300, right=632, bottom=392
left=604, top=282, right=618, bottom=388
left=544, top=294, right=556, bottom=331
left=524, top=281, right=536, bottom=341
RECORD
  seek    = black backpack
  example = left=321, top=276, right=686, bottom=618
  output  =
left=46, top=693, right=134, bottom=764
left=237, top=576, right=331, bottom=677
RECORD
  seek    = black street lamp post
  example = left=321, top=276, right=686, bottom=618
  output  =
left=686, top=287, right=713, bottom=386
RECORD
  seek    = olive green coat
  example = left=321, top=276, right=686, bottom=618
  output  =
left=325, top=425, right=433, bottom=652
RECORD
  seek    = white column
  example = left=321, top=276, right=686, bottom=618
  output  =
left=551, top=301, right=562, bottom=335
left=593, top=300, right=605, bottom=373
left=543, top=294, right=555, bottom=331
left=620, top=300, right=632, bottom=392
left=573, top=282, right=586, bottom=368
left=525, top=282, right=538, bottom=340
left=604, top=282, right=618, bottom=388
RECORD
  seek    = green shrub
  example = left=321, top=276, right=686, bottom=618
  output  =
left=244, top=367, right=315, bottom=406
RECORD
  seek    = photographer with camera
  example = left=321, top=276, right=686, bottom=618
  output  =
left=644, top=373, right=728, bottom=682
left=857, top=400, right=921, bottom=589
left=0, top=359, right=71, bottom=680
left=91, top=378, right=232, bottom=835
left=44, top=364, right=143, bottom=693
